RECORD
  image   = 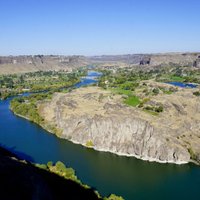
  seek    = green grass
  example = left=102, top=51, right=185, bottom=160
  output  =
left=169, top=75, right=185, bottom=82
left=163, top=90, right=173, bottom=94
left=111, top=88, right=133, bottom=96
left=157, top=75, right=185, bottom=83
left=109, top=87, right=140, bottom=107
left=124, top=95, right=140, bottom=107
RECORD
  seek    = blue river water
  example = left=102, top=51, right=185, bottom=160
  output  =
left=167, top=82, right=198, bottom=88
left=0, top=71, right=200, bottom=200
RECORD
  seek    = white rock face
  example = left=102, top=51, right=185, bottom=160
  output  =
left=39, top=87, right=200, bottom=164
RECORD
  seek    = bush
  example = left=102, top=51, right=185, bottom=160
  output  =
left=55, top=161, right=67, bottom=172
left=86, top=140, right=94, bottom=147
left=105, top=194, right=124, bottom=200
left=193, top=91, right=200, bottom=96
left=152, top=88, right=159, bottom=95
left=47, top=161, right=53, bottom=168
left=154, top=105, right=164, bottom=113
left=188, top=148, right=197, bottom=160
left=144, top=105, right=164, bottom=113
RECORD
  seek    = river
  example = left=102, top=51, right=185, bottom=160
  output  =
left=167, top=82, right=198, bottom=88
left=0, top=71, right=200, bottom=200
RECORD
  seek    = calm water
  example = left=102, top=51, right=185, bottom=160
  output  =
left=167, top=82, right=198, bottom=88
left=0, top=71, right=200, bottom=200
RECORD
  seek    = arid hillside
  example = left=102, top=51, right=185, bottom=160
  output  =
left=1, top=52, right=200, bottom=74
left=0, top=55, right=89, bottom=74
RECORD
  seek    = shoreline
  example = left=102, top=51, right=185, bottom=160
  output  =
left=66, top=139, right=189, bottom=165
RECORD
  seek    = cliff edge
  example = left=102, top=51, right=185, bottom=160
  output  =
left=38, top=87, right=200, bottom=165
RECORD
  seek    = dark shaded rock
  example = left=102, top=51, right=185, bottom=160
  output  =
left=140, top=57, right=151, bottom=65
left=193, top=58, right=200, bottom=68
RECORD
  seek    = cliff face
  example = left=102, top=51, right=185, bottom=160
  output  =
left=149, top=53, right=199, bottom=67
left=90, top=53, right=200, bottom=68
left=0, top=55, right=89, bottom=74
left=38, top=87, right=200, bottom=165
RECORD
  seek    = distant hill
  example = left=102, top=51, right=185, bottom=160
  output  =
left=0, top=55, right=89, bottom=74
left=89, top=52, right=200, bottom=68
left=0, top=53, right=200, bottom=74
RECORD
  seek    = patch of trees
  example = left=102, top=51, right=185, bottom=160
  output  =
left=0, top=69, right=85, bottom=99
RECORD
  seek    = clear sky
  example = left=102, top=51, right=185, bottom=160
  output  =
left=1, top=0, right=200, bottom=55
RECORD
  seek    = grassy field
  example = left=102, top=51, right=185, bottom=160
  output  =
left=169, top=75, right=185, bottom=82
left=124, top=95, right=140, bottom=107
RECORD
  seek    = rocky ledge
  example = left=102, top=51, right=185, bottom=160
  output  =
left=38, top=87, right=200, bottom=165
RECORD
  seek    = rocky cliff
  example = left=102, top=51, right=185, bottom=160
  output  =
left=0, top=55, right=89, bottom=74
left=38, top=87, right=200, bottom=165
left=90, top=53, right=200, bottom=68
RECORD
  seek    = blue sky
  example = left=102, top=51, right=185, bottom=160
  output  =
left=0, top=0, right=200, bottom=55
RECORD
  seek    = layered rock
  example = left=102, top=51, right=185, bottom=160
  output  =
left=38, top=87, right=200, bottom=164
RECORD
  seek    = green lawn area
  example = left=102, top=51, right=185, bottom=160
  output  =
left=157, top=75, right=185, bottom=83
left=111, top=88, right=133, bottom=96
left=109, top=88, right=140, bottom=107
left=169, top=75, right=185, bottom=82
left=124, top=95, right=140, bottom=107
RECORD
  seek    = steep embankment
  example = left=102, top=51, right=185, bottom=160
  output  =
left=37, top=87, right=200, bottom=165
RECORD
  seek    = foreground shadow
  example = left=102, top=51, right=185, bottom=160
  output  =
left=0, top=144, right=34, bottom=162
left=0, top=146, right=101, bottom=200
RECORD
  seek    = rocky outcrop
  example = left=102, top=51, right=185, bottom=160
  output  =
left=38, top=87, right=200, bottom=165
left=193, top=57, right=200, bottom=68
left=140, top=57, right=151, bottom=65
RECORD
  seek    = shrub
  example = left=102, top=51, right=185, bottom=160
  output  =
left=105, top=194, right=124, bottom=200
left=188, top=148, right=197, bottom=160
left=144, top=105, right=164, bottom=114
left=86, top=140, right=94, bottom=147
left=152, top=88, right=159, bottom=95
left=55, top=161, right=66, bottom=172
left=154, top=105, right=164, bottom=113
left=47, top=161, right=53, bottom=168
left=193, top=91, right=200, bottom=96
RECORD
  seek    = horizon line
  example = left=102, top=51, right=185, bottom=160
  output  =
left=1, top=51, right=200, bottom=57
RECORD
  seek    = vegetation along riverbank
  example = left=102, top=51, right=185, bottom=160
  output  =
left=10, top=65, right=200, bottom=165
